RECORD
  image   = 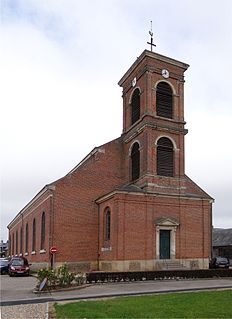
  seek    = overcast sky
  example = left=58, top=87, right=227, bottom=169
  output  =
left=1, top=0, right=232, bottom=241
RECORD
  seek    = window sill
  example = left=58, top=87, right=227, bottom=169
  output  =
left=31, top=251, right=36, bottom=255
left=25, top=252, right=28, bottom=256
left=40, top=249, right=46, bottom=254
left=101, top=246, right=112, bottom=252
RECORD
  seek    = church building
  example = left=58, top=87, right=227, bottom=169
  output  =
left=8, top=48, right=213, bottom=272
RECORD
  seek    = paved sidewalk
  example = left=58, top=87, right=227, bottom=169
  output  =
left=1, top=278, right=232, bottom=319
left=39, top=278, right=232, bottom=301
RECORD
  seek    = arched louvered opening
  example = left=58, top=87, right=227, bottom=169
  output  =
left=131, top=142, right=140, bottom=181
left=157, top=137, right=174, bottom=177
left=131, top=88, right=140, bottom=125
left=156, top=82, right=173, bottom=119
left=105, top=208, right=111, bottom=241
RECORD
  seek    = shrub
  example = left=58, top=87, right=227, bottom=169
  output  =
left=37, top=268, right=58, bottom=290
left=57, top=263, right=75, bottom=287
left=36, top=264, right=75, bottom=290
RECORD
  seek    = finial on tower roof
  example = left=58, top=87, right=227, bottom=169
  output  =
left=147, top=20, right=156, bottom=52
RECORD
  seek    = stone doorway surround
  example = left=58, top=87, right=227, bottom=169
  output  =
left=155, top=217, right=180, bottom=260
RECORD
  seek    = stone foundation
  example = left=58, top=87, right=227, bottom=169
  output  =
left=99, top=258, right=210, bottom=272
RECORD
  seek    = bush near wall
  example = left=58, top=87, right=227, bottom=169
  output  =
left=86, top=269, right=232, bottom=283
left=36, top=264, right=86, bottom=291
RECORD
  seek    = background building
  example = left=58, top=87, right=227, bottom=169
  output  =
left=213, top=228, right=232, bottom=264
left=8, top=49, right=213, bottom=271
left=0, top=240, right=8, bottom=258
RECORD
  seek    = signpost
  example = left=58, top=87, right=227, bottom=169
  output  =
left=50, top=246, right=58, bottom=268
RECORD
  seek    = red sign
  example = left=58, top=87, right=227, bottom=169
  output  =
left=50, top=246, right=58, bottom=254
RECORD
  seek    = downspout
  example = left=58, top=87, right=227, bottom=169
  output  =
left=210, top=200, right=213, bottom=260
left=21, top=213, right=24, bottom=256
left=49, top=188, right=55, bottom=267
left=97, top=203, right=100, bottom=271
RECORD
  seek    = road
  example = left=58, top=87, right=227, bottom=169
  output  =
left=1, top=274, right=232, bottom=306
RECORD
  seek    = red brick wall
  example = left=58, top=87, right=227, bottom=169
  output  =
left=8, top=189, right=52, bottom=265
left=99, top=193, right=212, bottom=263
left=51, top=137, right=124, bottom=263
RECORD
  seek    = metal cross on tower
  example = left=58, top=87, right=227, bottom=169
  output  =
left=147, top=21, right=156, bottom=52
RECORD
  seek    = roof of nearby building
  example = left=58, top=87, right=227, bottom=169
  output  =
left=213, top=228, right=232, bottom=247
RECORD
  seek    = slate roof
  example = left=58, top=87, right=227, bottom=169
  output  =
left=213, top=228, right=232, bottom=247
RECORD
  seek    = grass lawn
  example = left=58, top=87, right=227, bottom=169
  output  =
left=54, top=289, right=232, bottom=318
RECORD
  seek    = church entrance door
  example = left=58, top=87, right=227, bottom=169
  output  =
left=160, top=230, right=170, bottom=259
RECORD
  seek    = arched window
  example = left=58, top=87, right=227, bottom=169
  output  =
left=12, top=233, right=15, bottom=255
left=105, top=208, right=111, bottom=241
left=156, top=82, right=173, bottom=119
left=157, top=137, right=174, bottom=177
left=20, top=227, right=23, bottom=254
left=131, top=88, right=140, bottom=124
left=131, top=142, right=140, bottom=181
left=25, top=223, right=28, bottom=253
left=16, top=230, right=18, bottom=255
left=32, top=218, right=36, bottom=251
left=40, top=212, right=46, bottom=250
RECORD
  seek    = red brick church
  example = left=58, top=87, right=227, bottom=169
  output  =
left=8, top=49, right=213, bottom=271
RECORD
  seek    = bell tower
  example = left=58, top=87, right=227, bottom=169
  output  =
left=118, top=50, right=189, bottom=193
left=97, top=47, right=212, bottom=272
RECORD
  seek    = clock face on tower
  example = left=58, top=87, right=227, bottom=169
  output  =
left=132, top=77, right=137, bottom=87
left=162, top=69, right=169, bottom=78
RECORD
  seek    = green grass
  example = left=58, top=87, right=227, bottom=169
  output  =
left=54, top=289, right=232, bottom=318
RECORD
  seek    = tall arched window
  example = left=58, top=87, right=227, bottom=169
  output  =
left=25, top=223, right=28, bottom=253
left=40, top=212, right=46, bottom=250
left=32, top=218, right=36, bottom=251
left=12, top=233, right=15, bottom=255
left=105, top=208, right=111, bottom=241
left=131, top=142, right=140, bottom=181
left=156, top=82, right=173, bottom=119
left=157, top=137, right=174, bottom=177
left=131, top=88, right=140, bottom=124
left=16, top=230, right=18, bottom=255
left=20, top=227, right=23, bottom=254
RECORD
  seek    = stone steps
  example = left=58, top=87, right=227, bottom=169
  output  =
left=159, top=260, right=187, bottom=270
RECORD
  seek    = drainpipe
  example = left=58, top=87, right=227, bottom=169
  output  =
left=49, top=188, right=55, bottom=268
left=97, top=204, right=100, bottom=271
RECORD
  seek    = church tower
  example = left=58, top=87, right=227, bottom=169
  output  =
left=97, top=49, right=213, bottom=272
left=118, top=50, right=189, bottom=193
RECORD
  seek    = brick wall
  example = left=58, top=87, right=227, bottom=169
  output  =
left=8, top=189, right=52, bottom=265
left=51, top=137, right=124, bottom=263
left=99, top=193, right=212, bottom=266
